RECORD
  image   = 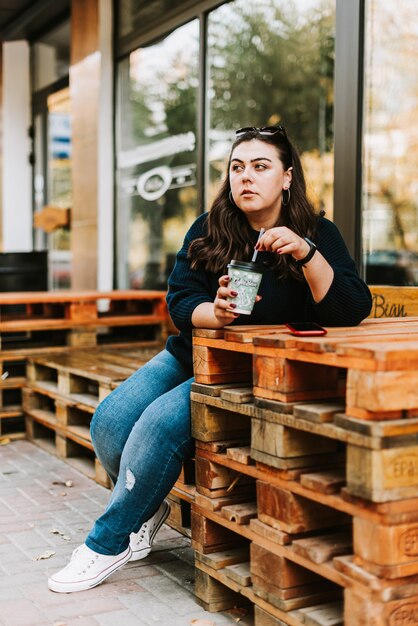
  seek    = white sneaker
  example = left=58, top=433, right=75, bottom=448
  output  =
left=129, top=500, right=170, bottom=561
left=48, top=543, right=131, bottom=593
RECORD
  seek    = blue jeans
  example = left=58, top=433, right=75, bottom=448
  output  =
left=85, top=350, right=194, bottom=555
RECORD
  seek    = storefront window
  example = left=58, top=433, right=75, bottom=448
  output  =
left=115, top=19, right=199, bottom=289
left=207, top=0, right=335, bottom=216
left=363, top=1, right=418, bottom=285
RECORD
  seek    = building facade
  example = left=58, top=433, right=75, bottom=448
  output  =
left=1, top=0, right=418, bottom=290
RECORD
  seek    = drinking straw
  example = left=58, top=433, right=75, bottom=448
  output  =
left=251, top=228, right=265, bottom=262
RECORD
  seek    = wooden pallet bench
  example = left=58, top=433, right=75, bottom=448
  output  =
left=23, top=347, right=195, bottom=535
left=191, top=318, right=418, bottom=625
left=0, top=289, right=170, bottom=435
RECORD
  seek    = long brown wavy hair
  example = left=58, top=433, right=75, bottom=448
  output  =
left=188, top=128, right=318, bottom=280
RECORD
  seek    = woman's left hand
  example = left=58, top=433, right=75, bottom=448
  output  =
left=255, top=226, right=310, bottom=262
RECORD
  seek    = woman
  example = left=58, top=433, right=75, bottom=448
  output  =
left=48, top=126, right=371, bottom=593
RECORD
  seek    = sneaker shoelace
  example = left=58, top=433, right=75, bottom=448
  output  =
left=70, top=546, right=100, bottom=575
left=136, top=522, right=148, bottom=544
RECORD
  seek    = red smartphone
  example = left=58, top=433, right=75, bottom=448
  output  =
left=285, top=322, right=327, bottom=336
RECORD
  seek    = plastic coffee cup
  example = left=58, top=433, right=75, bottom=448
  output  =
left=227, top=260, right=263, bottom=315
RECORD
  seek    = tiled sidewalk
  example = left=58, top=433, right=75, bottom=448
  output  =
left=0, top=440, right=250, bottom=626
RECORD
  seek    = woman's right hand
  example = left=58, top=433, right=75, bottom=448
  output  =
left=214, top=275, right=240, bottom=325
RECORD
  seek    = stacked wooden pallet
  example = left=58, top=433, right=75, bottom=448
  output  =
left=23, top=346, right=195, bottom=536
left=191, top=317, right=418, bottom=625
left=0, top=290, right=168, bottom=436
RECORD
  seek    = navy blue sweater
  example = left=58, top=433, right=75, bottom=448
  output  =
left=166, top=213, right=372, bottom=373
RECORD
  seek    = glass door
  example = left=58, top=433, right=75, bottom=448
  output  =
left=32, top=84, right=72, bottom=289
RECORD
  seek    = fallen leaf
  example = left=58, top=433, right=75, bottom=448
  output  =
left=33, top=550, right=56, bottom=561
left=0, top=438, right=11, bottom=446
left=190, top=620, right=215, bottom=626
left=50, top=528, right=71, bottom=541
left=52, top=480, right=74, bottom=487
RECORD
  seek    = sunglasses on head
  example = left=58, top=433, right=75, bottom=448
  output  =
left=235, top=125, right=288, bottom=137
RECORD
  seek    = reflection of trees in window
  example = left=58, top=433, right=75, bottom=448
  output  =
left=364, top=1, right=418, bottom=261
left=208, top=0, right=334, bottom=152
left=207, top=0, right=335, bottom=215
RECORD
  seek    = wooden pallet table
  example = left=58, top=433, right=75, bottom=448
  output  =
left=191, top=319, right=418, bottom=625
left=23, top=347, right=195, bottom=534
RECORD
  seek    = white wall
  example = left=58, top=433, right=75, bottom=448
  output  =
left=2, top=41, right=32, bottom=252
left=97, top=0, right=114, bottom=292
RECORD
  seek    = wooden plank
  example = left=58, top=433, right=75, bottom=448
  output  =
left=224, top=562, right=252, bottom=587
left=291, top=531, right=352, bottom=564
left=296, top=601, right=343, bottom=626
left=221, top=502, right=257, bottom=525
left=224, top=325, right=288, bottom=343
left=295, top=328, right=418, bottom=355
left=196, top=438, right=251, bottom=453
left=300, top=470, right=346, bottom=495
left=249, top=518, right=292, bottom=546
left=220, top=386, right=253, bottom=404
left=0, top=289, right=167, bottom=304
left=195, top=491, right=255, bottom=513
left=192, top=328, right=225, bottom=339
left=191, top=382, right=247, bottom=397
left=0, top=314, right=165, bottom=331
left=334, top=414, right=418, bottom=438
left=226, top=446, right=253, bottom=465
left=196, top=547, right=249, bottom=571
left=293, top=402, right=345, bottom=424
left=254, top=396, right=302, bottom=415
left=251, top=448, right=343, bottom=471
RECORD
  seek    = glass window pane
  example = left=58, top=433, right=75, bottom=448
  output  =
left=46, top=88, right=72, bottom=290
left=207, top=0, right=335, bottom=217
left=362, top=1, right=418, bottom=285
left=115, top=19, right=199, bottom=289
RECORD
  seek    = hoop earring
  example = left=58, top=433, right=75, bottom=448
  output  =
left=282, top=187, right=291, bottom=207
left=229, top=191, right=236, bottom=206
